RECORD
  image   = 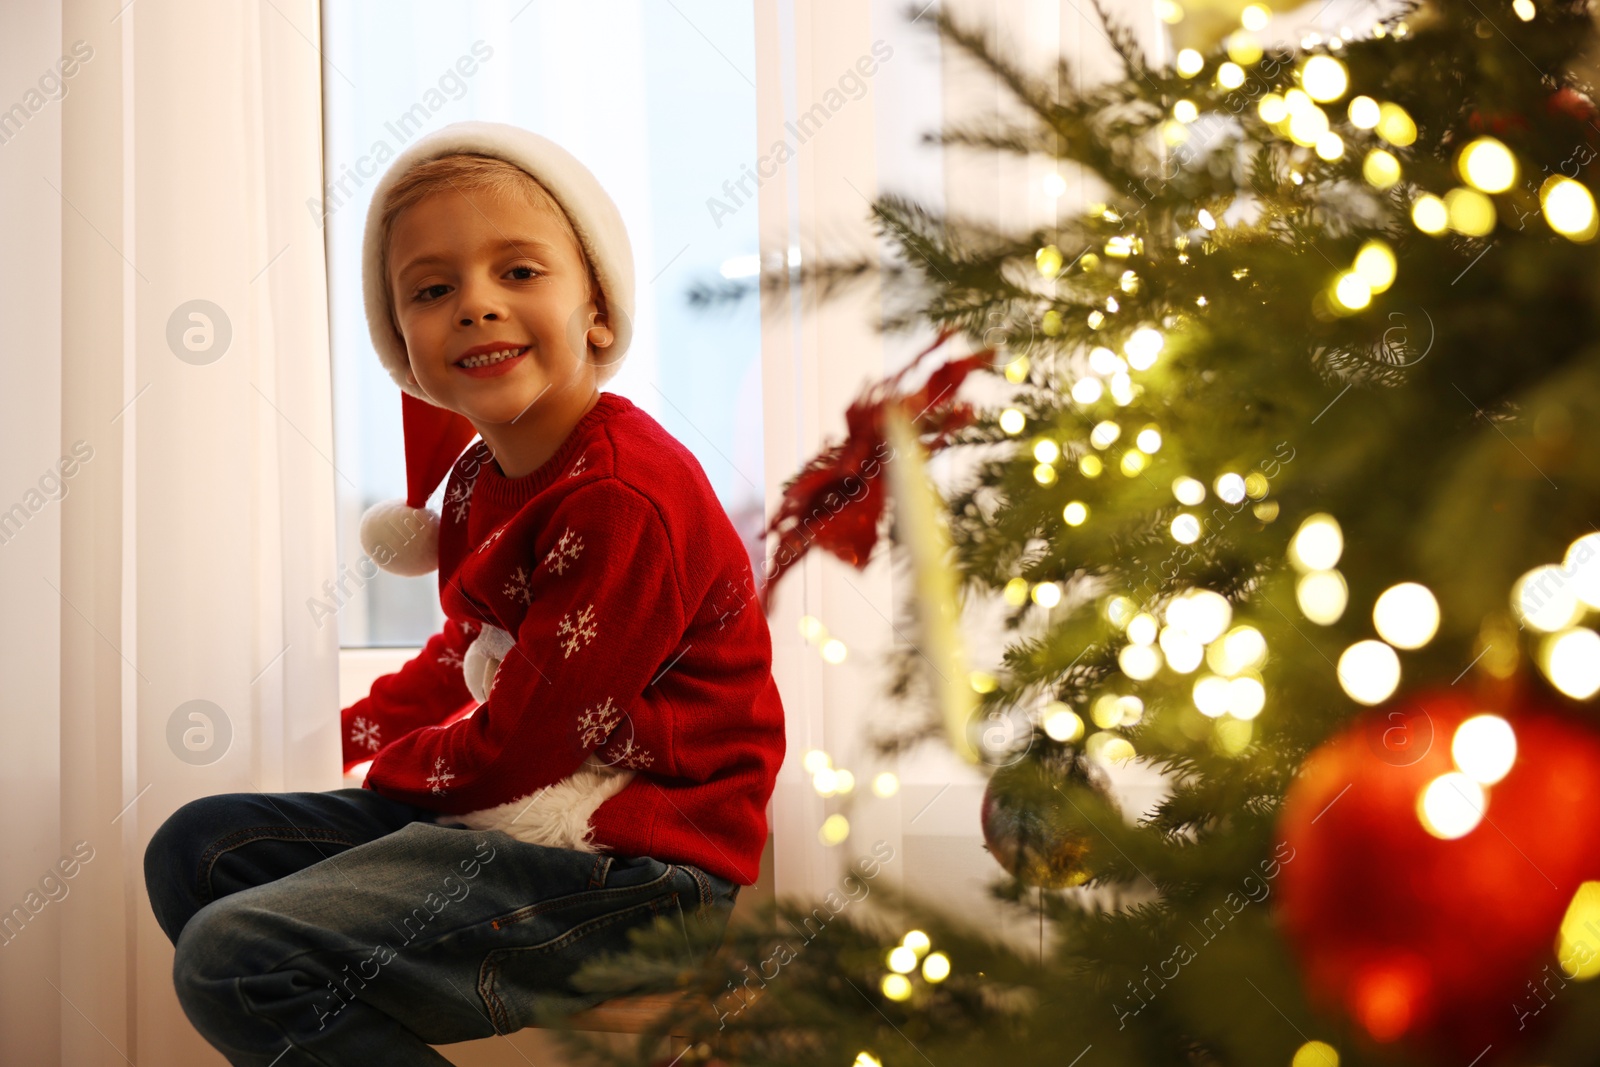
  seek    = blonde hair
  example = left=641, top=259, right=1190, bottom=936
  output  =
left=378, top=153, right=597, bottom=324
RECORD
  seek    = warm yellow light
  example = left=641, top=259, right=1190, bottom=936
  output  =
left=1031, top=582, right=1062, bottom=608
left=1043, top=705, right=1085, bottom=741
left=1136, top=428, right=1163, bottom=453
left=821, top=638, right=847, bottom=663
left=1033, top=438, right=1061, bottom=464
left=880, top=973, right=912, bottom=1000
left=1176, top=49, right=1204, bottom=77
left=1198, top=208, right=1218, bottom=230
left=1512, top=564, right=1584, bottom=631
left=1091, top=694, right=1122, bottom=729
left=1172, top=513, right=1201, bottom=544
left=1296, top=569, right=1348, bottom=625
left=1259, top=93, right=1288, bottom=124
left=1418, top=772, right=1485, bottom=839
left=872, top=771, right=899, bottom=797
left=1000, top=408, right=1026, bottom=434
left=1217, top=62, right=1246, bottom=89
left=819, top=813, right=850, bottom=845
left=1229, top=675, right=1266, bottom=719
left=1315, top=131, right=1345, bottom=161
left=1300, top=55, right=1349, bottom=102
left=813, top=767, right=840, bottom=796
left=901, top=929, right=930, bottom=955
left=1119, top=642, right=1162, bottom=680
left=1209, top=625, right=1267, bottom=676
left=1159, top=626, right=1204, bottom=672
left=1172, top=589, right=1233, bottom=643
left=1376, top=103, right=1417, bottom=146
left=1127, top=612, right=1158, bottom=645
left=1292, top=1041, right=1341, bottom=1067
left=1541, top=628, right=1600, bottom=699
left=1241, top=3, right=1270, bottom=30
left=1287, top=104, right=1330, bottom=146
left=1063, top=501, right=1088, bottom=526
left=1411, top=194, right=1448, bottom=235
left=1541, top=176, right=1599, bottom=241
left=856, top=1052, right=885, bottom=1067
left=1337, top=640, right=1400, bottom=705
left=1445, top=187, right=1496, bottom=236
left=1079, top=454, right=1104, bottom=477
left=1347, top=95, right=1380, bottom=128
left=1290, top=513, right=1343, bottom=570
left=1157, top=0, right=1185, bottom=22
left=1215, top=717, right=1253, bottom=755
left=1333, top=271, right=1371, bottom=310
left=1090, top=421, right=1122, bottom=449
left=1124, top=327, right=1165, bottom=369
left=888, top=945, right=918, bottom=973
left=1036, top=245, right=1063, bottom=277
left=1120, top=450, right=1149, bottom=476
left=1193, top=674, right=1232, bottom=717
left=1458, top=136, right=1518, bottom=193
left=1557, top=882, right=1600, bottom=980
left=1568, top=532, right=1600, bottom=607
left=1451, top=714, right=1516, bottom=785
left=1373, top=582, right=1440, bottom=649
left=1173, top=476, right=1206, bottom=505
left=1353, top=241, right=1396, bottom=291
left=803, top=748, right=832, bottom=773
left=1227, top=33, right=1264, bottom=65
left=922, top=952, right=951, bottom=982
left=1513, top=0, right=1535, bottom=17
left=1364, top=148, right=1401, bottom=189
left=1215, top=472, right=1247, bottom=504
left=1174, top=99, right=1199, bottom=123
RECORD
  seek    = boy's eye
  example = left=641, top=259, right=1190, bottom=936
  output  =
left=413, top=284, right=449, bottom=302
left=507, top=265, right=541, bottom=280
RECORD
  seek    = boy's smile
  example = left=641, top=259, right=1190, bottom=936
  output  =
left=387, top=184, right=607, bottom=478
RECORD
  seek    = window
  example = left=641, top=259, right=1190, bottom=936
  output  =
left=322, top=0, right=767, bottom=649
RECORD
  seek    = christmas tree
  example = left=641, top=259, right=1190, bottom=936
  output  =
left=550, top=1, right=1600, bottom=1064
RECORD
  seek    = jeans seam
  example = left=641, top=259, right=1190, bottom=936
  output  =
left=195, top=826, right=359, bottom=906
left=478, top=892, right=678, bottom=1034
left=683, top=864, right=713, bottom=912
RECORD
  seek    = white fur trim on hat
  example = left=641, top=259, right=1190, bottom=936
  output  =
left=361, top=120, right=636, bottom=399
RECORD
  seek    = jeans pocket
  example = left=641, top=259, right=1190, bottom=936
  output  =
left=476, top=889, right=683, bottom=1034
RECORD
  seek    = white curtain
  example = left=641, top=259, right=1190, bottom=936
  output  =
left=756, top=0, right=1170, bottom=955
left=0, top=0, right=338, bottom=1063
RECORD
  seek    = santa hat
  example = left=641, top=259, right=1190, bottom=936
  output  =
left=356, top=121, right=636, bottom=577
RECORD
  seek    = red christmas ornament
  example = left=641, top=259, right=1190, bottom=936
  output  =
left=759, top=329, right=993, bottom=611
left=1274, top=684, right=1600, bottom=1062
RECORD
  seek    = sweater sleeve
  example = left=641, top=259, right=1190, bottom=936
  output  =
left=339, top=615, right=478, bottom=773
left=362, top=480, right=687, bottom=813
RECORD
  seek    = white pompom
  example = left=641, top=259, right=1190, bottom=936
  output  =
left=359, top=498, right=441, bottom=577
left=463, top=624, right=515, bottom=703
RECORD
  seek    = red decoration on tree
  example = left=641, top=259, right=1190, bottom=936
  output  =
left=1274, top=683, right=1600, bottom=1063
left=759, top=329, right=993, bottom=611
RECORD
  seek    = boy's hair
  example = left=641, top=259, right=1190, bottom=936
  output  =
left=378, top=153, right=598, bottom=328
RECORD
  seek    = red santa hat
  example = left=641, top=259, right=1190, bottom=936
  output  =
left=357, top=121, right=636, bottom=576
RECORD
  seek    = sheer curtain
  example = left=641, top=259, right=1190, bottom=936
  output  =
left=755, top=0, right=1170, bottom=955
left=0, top=0, right=338, bottom=1063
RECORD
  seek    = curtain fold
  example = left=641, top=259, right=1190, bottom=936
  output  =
left=0, top=1, right=339, bottom=1062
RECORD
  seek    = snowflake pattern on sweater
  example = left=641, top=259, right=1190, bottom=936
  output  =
left=350, top=716, right=381, bottom=752
left=543, top=528, right=583, bottom=574
left=557, top=604, right=597, bottom=657
left=445, top=480, right=474, bottom=523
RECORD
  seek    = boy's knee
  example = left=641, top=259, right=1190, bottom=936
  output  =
left=144, top=794, right=243, bottom=944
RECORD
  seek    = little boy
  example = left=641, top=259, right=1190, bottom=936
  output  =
left=143, top=121, right=786, bottom=1065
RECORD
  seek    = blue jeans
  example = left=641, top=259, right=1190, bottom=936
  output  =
left=144, top=788, right=738, bottom=1065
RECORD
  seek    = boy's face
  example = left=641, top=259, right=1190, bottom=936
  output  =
left=387, top=185, right=602, bottom=426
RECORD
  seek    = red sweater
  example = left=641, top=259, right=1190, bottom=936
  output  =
left=339, top=392, right=785, bottom=885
